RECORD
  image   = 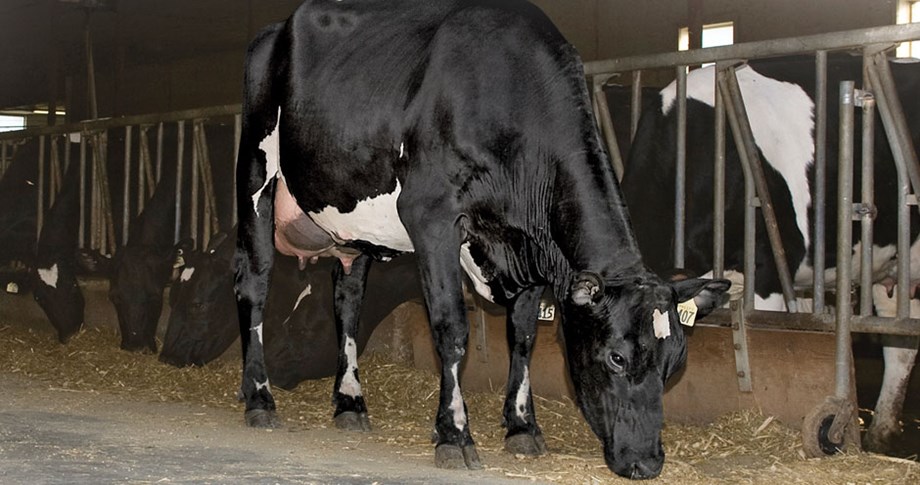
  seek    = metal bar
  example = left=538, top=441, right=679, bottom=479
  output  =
left=723, top=65, right=799, bottom=312
left=713, top=69, right=726, bottom=279
left=233, top=113, right=242, bottom=228
left=859, top=90, right=876, bottom=317
left=674, top=65, right=688, bottom=268
left=1, top=142, right=7, bottom=178
left=585, top=23, right=920, bottom=75
left=191, top=122, right=200, bottom=247
left=37, top=135, right=45, bottom=239
left=730, top=299, right=753, bottom=392
left=197, top=124, right=218, bottom=243
left=700, top=308, right=920, bottom=337
left=718, top=72, right=757, bottom=313
left=122, top=125, right=132, bottom=245
left=48, top=136, right=58, bottom=207
left=78, top=135, right=86, bottom=248
left=630, top=70, right=642, bottom=141
left=866, top=55, right=913, bottom=319
left=156, top=122, right=164, bottom=182
left=813, top=51, right=828, bottom=314
left=593, top=83, right=625, bottom=180
left=0, top=105, right=241, bottom=142
left=175, top=121, right=185, bottom=244
left=870, top=51, right=920, bottom=198
left=835, top=80, right=856, bottom=400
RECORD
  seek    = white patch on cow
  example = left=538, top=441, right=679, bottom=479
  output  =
left=339, top=336, right=362, bottom=398
left=252, top=109, right=282, bottom=217
left=870, top=284, right=920, bottom=440
left=253, top=322, right=263, bottom=345
left=308, top=180, right=413, bottom=251
left=179, top=267, right=196, bottom=282
left=37, top=264, right=59, bottom=289
left=754, top=293, right=787, bottom=311
left=652, top=308, right=670, bottom=339
left=515, top=366, right=531, bottom=421
left=661, top=66, right=815, bottom=268
left=254, top=379, right=271, bottom=392
left=459, top=242, right=493, bottom=302
left=399, top=142, right=406, bottom=159
left=449, top=363, right=466, bottom=431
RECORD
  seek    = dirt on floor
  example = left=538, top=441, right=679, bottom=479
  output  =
left=1, top=321, right=918, bottom=484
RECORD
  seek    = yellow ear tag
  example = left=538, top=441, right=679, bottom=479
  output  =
left=677, top=299, right=698, bottom=327
left=653, top=309, right=670, bottom=339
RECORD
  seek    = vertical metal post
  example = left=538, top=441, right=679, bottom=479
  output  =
left=835, top=80, right=856, bottom=400
left=233, top=114, right=242, bottom=227
left=138, top=126, right=147, bottom=213
left=858, top=90, right=876, bottom=317
left=122, top=125, right=132, bottom=245
left=175, top=121, right=185, bottom=243
left=630, top=70, right=642, bottom=141
left=156, top=122, right=164, bottom=183
left=78, top=134, right=86, bottom=248
left=191, top=121, right=200, bottom=247
left=63, top=133, right=72, bottom=174
left=593, top=81, right=625, bottom=180
left=37, top=135, right=45, bottom=239
left=866, top=53, right=914, bottom=319
left=1, top=142, right=7, bottom=179
left=722, top=65, right=798, bottom=312
left=675, top=65, right=688, bottom=268
left=713, top=69, right=726, bottom=279
left=813, top=51, right=828, bottom=314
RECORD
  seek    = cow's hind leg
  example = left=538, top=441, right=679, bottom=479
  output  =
left=332, top=253, right=373, bottom=432
left=398, top=189, right=481, bottom=470
left=502, top=285, right=548, bottom=455
left=866, top=284, right=920, bottom=452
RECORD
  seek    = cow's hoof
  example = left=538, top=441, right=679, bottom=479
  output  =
left=245, top=409, right=281, bottom=429
left=863, top=428, right=897, bottom=454
left=435, top=444, right=483, bottom=470
left=504, top=432, right=547, bottom=456
left=334, top=411, right=371, bottom=432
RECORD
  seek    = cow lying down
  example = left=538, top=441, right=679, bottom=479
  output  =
left=160, top=230, right=422, bottom=391
left=233, top=0, right=729, bottom=479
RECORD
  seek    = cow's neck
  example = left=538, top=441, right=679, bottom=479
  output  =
left=545, top=148, right=646, bottom=293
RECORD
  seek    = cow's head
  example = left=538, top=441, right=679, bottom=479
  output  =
left=560, top=271, right=729, bottom=479
left=80, top=239, right=193, bottom=353
left=30, top=257, right=84, bottom=343
left=160, top=233, right=238, bottom=366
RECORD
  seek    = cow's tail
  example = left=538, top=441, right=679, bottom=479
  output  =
left=234, top=21, right=287, bottom=423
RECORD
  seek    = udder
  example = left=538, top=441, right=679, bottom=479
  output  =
left=274, top=178, right=360, bottom=272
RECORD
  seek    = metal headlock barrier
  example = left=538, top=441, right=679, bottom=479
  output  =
left=0, top=104, right=242, bottom=255
left=585, top=23, right=920, bottom=451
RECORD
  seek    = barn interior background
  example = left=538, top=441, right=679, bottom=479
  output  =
left=1, top=0, right=919, bottom=483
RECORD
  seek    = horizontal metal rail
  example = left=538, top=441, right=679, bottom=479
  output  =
left=585, top=23, right=920, bottom=75
left=701, top=308, right=920, bottom=338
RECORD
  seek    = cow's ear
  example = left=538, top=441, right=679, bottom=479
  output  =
left=75, top=249, right=113, bottom=276
left=671, top=278, right=731, bottom=319
left=570, top=271, right=605, bottom=306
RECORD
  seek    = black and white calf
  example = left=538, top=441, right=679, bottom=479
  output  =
left=234, top=0, right=729, bottom=479
left=623, top=54, right=920, bottom=452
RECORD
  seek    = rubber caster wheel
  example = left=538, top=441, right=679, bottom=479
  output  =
left=802, top=396, right=860, bottom=458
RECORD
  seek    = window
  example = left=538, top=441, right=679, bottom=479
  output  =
left=896, top=0, right=920, bottom=58
left=0, top=115, right=24, bottom=133
left=679, top=21, right=734, bottom=51
left=679, top=21, right=734, bottom=67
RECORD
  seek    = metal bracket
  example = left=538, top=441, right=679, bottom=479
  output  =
left=731, top=299, right=753, bottom=393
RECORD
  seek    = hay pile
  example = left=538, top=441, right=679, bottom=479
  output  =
left=2, top=323, right=918, bottom=484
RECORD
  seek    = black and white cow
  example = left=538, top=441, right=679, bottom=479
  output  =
left=31, top=149, right=85, bottom=343
left=623, top=54, right=920, bottom=453
left=160, top=228, right=422, bottom=391
left=234, top=0, right=729, bottom=478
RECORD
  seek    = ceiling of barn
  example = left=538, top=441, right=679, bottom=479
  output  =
left=0, top=0, right=303, bottom=111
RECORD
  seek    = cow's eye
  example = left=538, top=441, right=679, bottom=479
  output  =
left=607, top=351, right=626, bottom=373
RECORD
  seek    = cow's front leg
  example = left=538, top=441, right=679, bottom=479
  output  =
left=399, top=203, right=481, bottom=469
left=866, top=284, right=919, bottom=452
left=332, top=253, right=373, bottom=432
left=502, top=285, right=548, bottom=456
